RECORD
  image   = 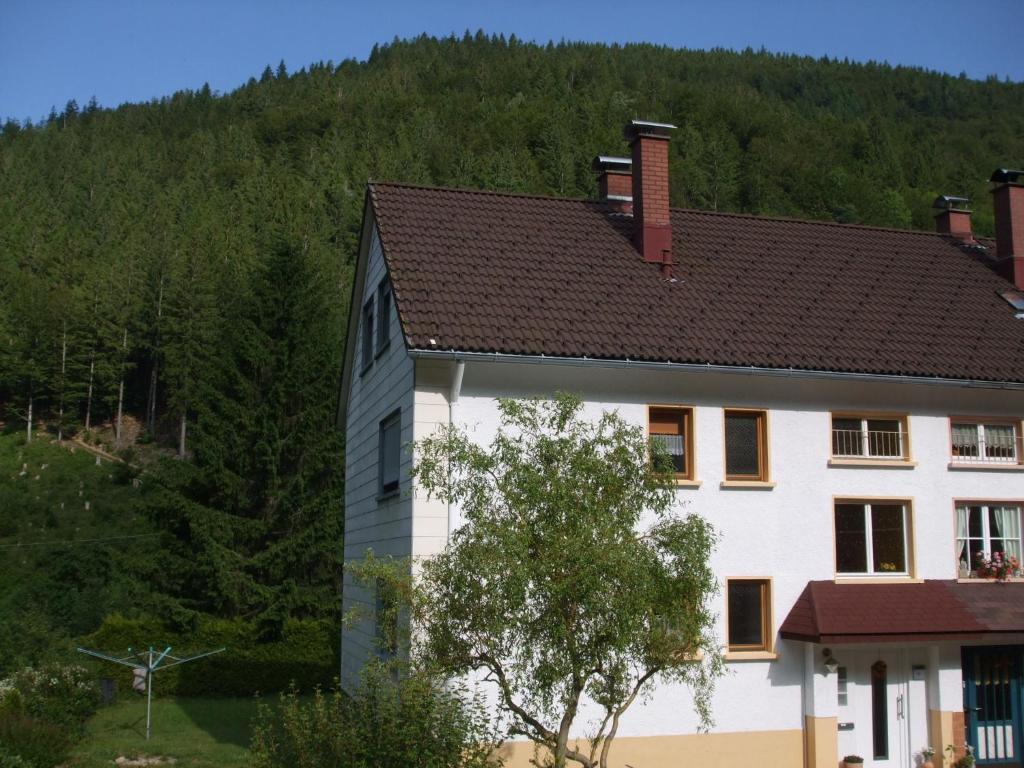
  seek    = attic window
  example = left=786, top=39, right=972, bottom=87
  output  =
left=1000, top=289, right=1024, bottom=318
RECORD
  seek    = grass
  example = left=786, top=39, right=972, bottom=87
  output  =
left=70, top=696, right=266, bottom=767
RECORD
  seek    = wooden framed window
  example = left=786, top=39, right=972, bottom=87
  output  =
left=834, top=500, right=911, bottom=576
left=950, top=419, right=1023, bottom=465
left=726, top=578, right=771, bottom=652
left=378, top=409, right=401, bottom=496
left=831, top=414, right=908, bottom=459
left=724, top=409, right=768, bottom=481
left=376, top=279, right=392, bottom=356
left=648, top=406, right=694, bottom=480
left=361, top=297, right=375, bottom=373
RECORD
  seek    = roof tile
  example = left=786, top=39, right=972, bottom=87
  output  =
left=369, top=183, right=1024, bottom=382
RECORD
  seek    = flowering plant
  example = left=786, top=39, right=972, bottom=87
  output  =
left=920, top=746, right=935, bottom=759
left=974, top=551, right=1020, bottom=581
left=0, top=664, right=99, bottom=730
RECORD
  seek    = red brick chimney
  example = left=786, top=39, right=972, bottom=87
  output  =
left=932, top=195, right=974, bottom=243
left=991, top=169, right=1024, bottom=289
left=625, top=120, right=676, bottom=278
left=592, top=155, right=633, bottom=214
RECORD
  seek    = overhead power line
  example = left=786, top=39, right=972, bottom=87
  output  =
left=0, top=532, right=164, bottom=549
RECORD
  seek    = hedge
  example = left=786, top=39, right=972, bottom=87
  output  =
left=79, top=614, right=336, bottom=697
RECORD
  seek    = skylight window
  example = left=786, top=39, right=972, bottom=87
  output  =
left=999, top=289, right=1024, bottom=318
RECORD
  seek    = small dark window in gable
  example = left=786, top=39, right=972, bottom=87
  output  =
left=379, top=410, right=401, bottom=496
left=376, top=279, right=391, bottom=356
left=361, top=297, right=375, bottom=373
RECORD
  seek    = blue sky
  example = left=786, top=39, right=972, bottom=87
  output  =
left=1, top=0, right=1022, bottom=123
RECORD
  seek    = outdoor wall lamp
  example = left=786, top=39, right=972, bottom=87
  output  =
left=823, top=648, right=840, bottom=674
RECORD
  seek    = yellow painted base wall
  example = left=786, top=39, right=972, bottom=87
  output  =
left=929, top=709, right=954, bottom=762
left=495, top=729, right=804, bottom=768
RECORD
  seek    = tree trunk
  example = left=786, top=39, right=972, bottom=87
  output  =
left=146, top=275, right=164, bottom=434
left=57, top=324, right=67, bottom=441
left=26, top=392, right=33, bottom=443
left=147, top=361, right=159, bottom=434
left=178, top=410, right=187, bottom=459
left=115, top=327, right=127, bottom=447
left=84, top=352, right=95, bottom=431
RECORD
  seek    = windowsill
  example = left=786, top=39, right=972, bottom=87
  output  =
left=828, top=458, right=916, bottom=469
left=720, top=480, right=776, bottom=489
left=957, top=576, right=1024, bottom=583
left=375, top=342, right=390, bottom=360
left=376, top=489, right=400, bottom=503
left=673, top=479, right=702, bottom=488
left=947, top=462, right=1024, bottom=472
left=724, top=650, right=778, bottom=662
left=360, top=362, right=374, bottom=377
left=834, top=575, right=922, bottom=584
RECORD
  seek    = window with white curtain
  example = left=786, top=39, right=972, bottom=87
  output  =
left=951, top=422, right=1021, bottom=463
left=649, top=406, right=693, bottom=480
left=956, top=503, right=1022, bottom=572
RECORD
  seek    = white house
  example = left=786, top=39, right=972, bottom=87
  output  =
left=340, top=120, right=1024, bottom=768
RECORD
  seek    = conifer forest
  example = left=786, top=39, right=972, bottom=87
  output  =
left=1, top=34, right=1023, bottom=674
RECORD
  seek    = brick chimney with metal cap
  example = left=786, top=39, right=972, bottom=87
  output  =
left=991, top=168, right=1024, bottom=289
left=625, top=119, right=676, bottom=278
left=592, top=155, right=633, bottom=214
left=932, top=195, right=974, bottom=243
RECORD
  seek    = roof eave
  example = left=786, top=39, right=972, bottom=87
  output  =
left=406, top=349, right=1024, bottom=391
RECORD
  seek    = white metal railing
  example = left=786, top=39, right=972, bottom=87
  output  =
left=832, top=429, right=906, bottom=459
left=951, top=429, right=1023, bottom=464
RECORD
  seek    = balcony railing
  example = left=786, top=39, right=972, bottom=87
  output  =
left=832, top=429, right=906, bottom=459
left=951, top=433, right=1023, bottom=464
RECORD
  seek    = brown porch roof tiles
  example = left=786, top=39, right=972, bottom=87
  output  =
left=780, top=580, right=1024, bottom=644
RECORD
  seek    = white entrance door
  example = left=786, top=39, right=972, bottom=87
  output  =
left=838, top=650, right=915, bottom=768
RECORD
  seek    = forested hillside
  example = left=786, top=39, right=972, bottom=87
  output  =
left=1, top=33, right=1022, bottom=671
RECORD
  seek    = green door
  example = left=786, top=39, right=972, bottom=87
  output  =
left=963, top=646, right=1023, bottom=767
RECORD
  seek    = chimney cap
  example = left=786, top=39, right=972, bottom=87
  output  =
left=933, top=195, right=971, bottom=211
left=592, top=155, right=632, bottom=173
left=990, top=168, right=1024, bottom=184
left=624, top=119, right=677, bottom=141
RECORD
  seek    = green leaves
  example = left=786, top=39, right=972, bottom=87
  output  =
left=410, top=394, right=722, bottom=767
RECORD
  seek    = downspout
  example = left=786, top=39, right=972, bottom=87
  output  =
left=448, top=361, right=465, bottom=536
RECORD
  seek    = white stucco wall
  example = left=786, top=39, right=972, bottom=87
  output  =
left=341, top=227, right=415, bottom=688
left=419, top=358, right=1024, bottom=738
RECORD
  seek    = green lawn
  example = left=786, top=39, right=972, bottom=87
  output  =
left=70, top=696, right=265, bottom=767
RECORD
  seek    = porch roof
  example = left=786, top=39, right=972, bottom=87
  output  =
left=780, top=580, right=1024, bottom=644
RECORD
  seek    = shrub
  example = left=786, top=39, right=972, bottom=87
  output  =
left=0, top=663, right=100, bottom=733
left=81, top=614, right=336, bottom=696
left=0, top=713, right=71, bottom=768
left=250, top=664, right=500, bottom=768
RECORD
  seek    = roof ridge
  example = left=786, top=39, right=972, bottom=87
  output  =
left=369, top=180, right=986, bottom=240
left=674, top=206, right=973, bottom=238
left=368, top=180, right=598, bottom=206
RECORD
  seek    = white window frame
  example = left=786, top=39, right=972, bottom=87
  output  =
left=950, top=421, right=1021, bottom=464
left=956, top=503, right=1023, bottom=572
left=831, top=415, right=907, bottom=459
left=834, top=501, right=911, bottom=577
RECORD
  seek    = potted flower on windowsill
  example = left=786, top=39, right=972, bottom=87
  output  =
left=920, top=746, right=936, bottom=768
left=842, top=756, right=864, bottom=768
left=974, top=551, right=1020, bottom=581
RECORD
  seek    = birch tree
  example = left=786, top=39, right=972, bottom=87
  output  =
left=411, top=394, right=723, bottom=768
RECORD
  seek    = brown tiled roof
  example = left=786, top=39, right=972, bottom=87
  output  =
left=369, top=183, right=1024, bottom=383
left=779, top=580, right=1024, bottom=644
